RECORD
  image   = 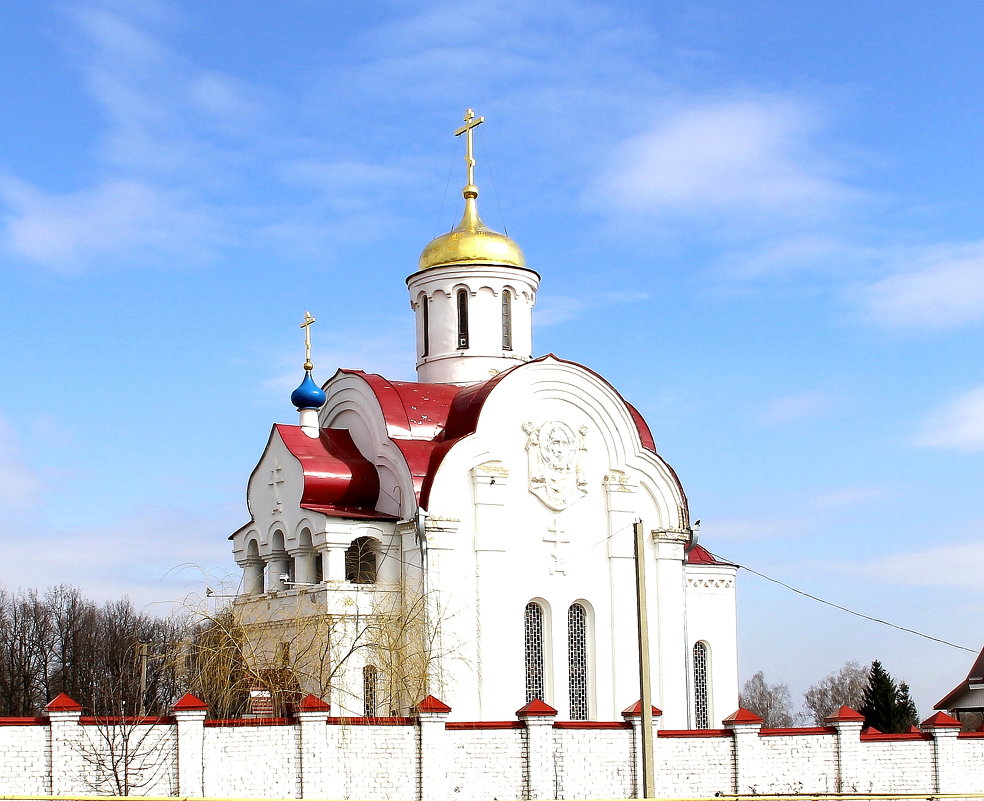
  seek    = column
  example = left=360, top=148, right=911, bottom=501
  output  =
left=517, top=700, right=558, bottom=800
left=415, top=695, right=452, bottom=801
left=824, top=706, right=865, bottom=793
left=45, top=693, right=83, bottom=796
left=921, top=711, right=963, bottom=793
left=722, top=708, right=764, bottom=794
left=622, top=700, right=663, bottom=799
left=296, top=694, right=331, bottom=798
left=172, top=693, right=208, bottom=797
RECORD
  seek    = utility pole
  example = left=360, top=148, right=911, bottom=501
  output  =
left=137, top=642, right=149, bottom=716
left=633, top=520, right=655, bottom=798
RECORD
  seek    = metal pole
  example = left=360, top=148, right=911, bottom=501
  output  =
left=634, top=520, right=655, bottom=798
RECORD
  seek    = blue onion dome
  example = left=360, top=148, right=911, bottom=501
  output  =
left=291, top=370, right=326, bottom=410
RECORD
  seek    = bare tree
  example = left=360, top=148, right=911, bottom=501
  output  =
left=740, top=670, right=800, bottom=727
left=803, top=660, right=867, bottom=725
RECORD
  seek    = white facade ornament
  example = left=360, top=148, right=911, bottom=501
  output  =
left=522, top=420, right=588, bottom=511
left=543, top=517, right=570, bottom=575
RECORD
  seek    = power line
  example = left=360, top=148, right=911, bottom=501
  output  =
left=714, top=552, right=977, bottom=654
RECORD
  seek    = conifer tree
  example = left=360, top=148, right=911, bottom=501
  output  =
left=859, top=660, right=919, bottom=733
left=895, top=682, right=919, bottom=731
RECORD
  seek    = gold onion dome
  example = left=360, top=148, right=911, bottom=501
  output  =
left=418, top=108, right=526, bottom=271
left=418, top=186, right=526, bottom=271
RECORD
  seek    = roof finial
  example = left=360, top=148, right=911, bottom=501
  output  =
left=300, top=310, right=316, bottom=371
left=454, top=108, right=485, bottom=199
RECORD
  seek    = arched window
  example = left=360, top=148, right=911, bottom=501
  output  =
left=524, top=602, right=544, bottom=703
left=363, top=665, right=378, bottom=717
left=693, top=641, right=710, bottom=729
left=345, top=537, right=377, bottom=584
left=456, top=289, right=469, bottom=349
left=501, top=289, right=513, bottom=350
left=421, top=296, right=430, bottom=358
left=568, top=603, right=589, bottom=720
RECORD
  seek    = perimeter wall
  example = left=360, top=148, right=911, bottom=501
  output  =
left=2, top=702, right=983, bottom=800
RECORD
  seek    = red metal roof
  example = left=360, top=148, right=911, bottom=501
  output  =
left=686, top=544, right=735, bottom=566
left=277, top=356, right=684, bottom=521
left=935, top=645, right=984, bottom=711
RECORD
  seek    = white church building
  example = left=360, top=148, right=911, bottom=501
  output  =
left=230, top=110, right=738, bottom=728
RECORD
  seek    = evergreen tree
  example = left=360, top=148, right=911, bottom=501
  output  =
left=895, top=682, right=919, bottom=731
left=859, top=660, right=919, bottom=733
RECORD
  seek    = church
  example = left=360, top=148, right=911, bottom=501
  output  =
left=229, top=110, right=738, bottom=728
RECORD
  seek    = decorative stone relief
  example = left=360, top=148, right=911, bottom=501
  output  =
left=521, top=420, right=588, bottom=511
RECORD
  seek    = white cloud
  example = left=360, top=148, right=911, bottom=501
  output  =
left=0, top=177, right=220, bottom=271
left=0, top=415, right=42, bottom=511
left=535, top=291, right=648, bottom=327
left=595, top=98, right=853, bottom=220
left=916, top=386, right=984, bottom=451
left=838, top=540, right=984, bottom=589
left=857, top=241, right=984, bottom=329
left=756, top=391, right=834, bottom=425
left=808, top=487, right=887, bottom=511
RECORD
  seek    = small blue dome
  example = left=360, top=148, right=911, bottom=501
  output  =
left=291, top=371, right=326, bottom=410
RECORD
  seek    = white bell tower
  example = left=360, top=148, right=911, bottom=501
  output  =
left=408, top=109, right=540, bottom=385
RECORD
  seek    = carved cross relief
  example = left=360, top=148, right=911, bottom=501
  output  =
left=268, top=459, right=286, bottom=514
left=543, top=517, right=570, bottom=575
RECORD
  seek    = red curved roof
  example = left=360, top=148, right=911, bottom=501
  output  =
left=276, top=424, right=394, bottom=520
left=289, top=356, right=684, bottom=520
left=686, top=544, right=735, bottom=567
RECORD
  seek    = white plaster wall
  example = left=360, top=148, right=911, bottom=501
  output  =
left=0, top=726, right=49, bottom=795
left=203, top=725, right=299, bottom=798
left=654, top=735, right=734, bottom=797
left=558, top=728, right=635, bottom=800
left=685, top=564, right=740, bottom=726
left=444, top=729, right=526, bottom=799
left=2, top=718, right=984, bottom=799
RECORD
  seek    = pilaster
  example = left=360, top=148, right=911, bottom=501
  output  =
left=723, top=708, right=764, bottom=794
left=921, top=711, right=963, bottom=793
left=622, top=701, right=663, bottom=800
left=824, top=705, right=865, bottom=793
left=415, top=695, right=452, bottom=801
left=296, top=695, right=331, bottom=798
left=172, top=693, right=208, bottom=797
left=517, top=700, right=559, bottom=800
left=45, top=693, right=83, bottom=796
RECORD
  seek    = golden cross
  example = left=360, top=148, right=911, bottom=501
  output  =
left=300, top=311, right=316, bottom=369
left=454, top=108, right=485, bottom=189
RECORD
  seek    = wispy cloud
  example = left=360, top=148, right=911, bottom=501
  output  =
left=704, top=516, right=811, bottom=543
left=0, top=176, right=221, bottom=271
left=855, top=241, right=984, bottom=330
left=756, top=391, right=835, bottom=425
left=594, top=97, right=855, bottom=223
left=835, top=539, right=984, bottom=589
left=535, top=290, right=648, bottom=327
left=0, top=414, right=42, bottom=511
left=915, top=386, right=984, bottom=451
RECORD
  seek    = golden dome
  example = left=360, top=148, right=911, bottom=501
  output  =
left=418, top=186, right=526, bottom=271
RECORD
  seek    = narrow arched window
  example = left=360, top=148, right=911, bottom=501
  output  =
left=421, top=297, right=430, bottom=357
left=345, top=537, right=377, bottom=584
left=568, top=603, right=589, bottom=720
left=524, top=602, right=544, bottom=703
left=456, top=289, right=469, bottom=349
left=363, top=665, right=378, bottom=717
left=501, top=289, right=513, bottom=350
left=693, top=641, right=710, bottom=729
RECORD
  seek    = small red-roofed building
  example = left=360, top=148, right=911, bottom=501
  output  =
left=935, top=645, right=984, bottom=729
left=225, top=112, right=739, bottom=728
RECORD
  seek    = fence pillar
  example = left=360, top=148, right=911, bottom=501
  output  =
left=723, top=708, right=764, bottom=794
left=517, top=700, right=558, bottom=800
left=415, top=695, right=452, bottom=801
left=622, top=700, right=662, bottom=799
left=45, top=693, right=83, bottom=796
left=172, top=692, right=208, bottom=797
left=297, top=695, right=331, bottom=799
left=824, top=705, right=865, bottom=793
left=921, top=711, right=963, bottom=793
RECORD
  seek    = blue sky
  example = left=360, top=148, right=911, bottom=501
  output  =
left=2, top=0, right=983, bottom=717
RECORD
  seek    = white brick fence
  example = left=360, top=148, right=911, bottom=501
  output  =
left=0, top=693, right=982, bottom=800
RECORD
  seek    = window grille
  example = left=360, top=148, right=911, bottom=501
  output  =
left=693, top=641, right=709, bottom=729
left=524, top=602, right=544, bottom=703
left=568, top=603, right=589, bottom=720
left=363, top=665, right=378, bottom=717
left=502, top=290, right=513, bottom=350
left=456, top=289, right=469, bottom=349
